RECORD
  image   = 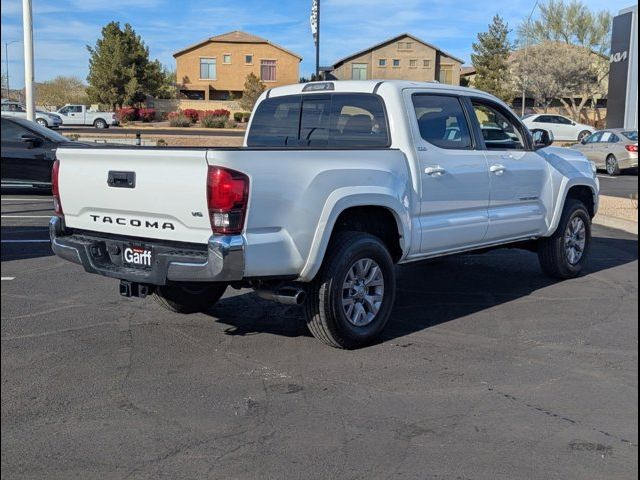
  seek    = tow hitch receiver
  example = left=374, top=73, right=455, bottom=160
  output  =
left=119, top=280, right=152, bottom=298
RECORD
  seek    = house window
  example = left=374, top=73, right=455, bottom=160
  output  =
left=223, top=54, right=231, bottom=64
left=409, top=59, right=417, bottom=68
left=261, top=60, right=277, bottom=82
left=378, top=58, right=387, bottom=67
left=245, top=54, right=253, bottom=64
left=439, top=65, right=453, bottom=84
left=392, top=59, right=400, bottom=67
left=423, top=60, right=431, bottom=68
left=351, top=63, right=367, bottom=80
left=200, top=58, right=216, bottom=80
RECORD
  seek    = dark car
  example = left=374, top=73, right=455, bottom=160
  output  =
left=1, top=115, right=77, bottom=187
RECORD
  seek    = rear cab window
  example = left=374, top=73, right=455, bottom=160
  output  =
left=247, top=93, right=389, bottom=148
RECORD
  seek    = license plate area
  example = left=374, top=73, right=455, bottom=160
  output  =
left=122, top=244, right=153, bottom=269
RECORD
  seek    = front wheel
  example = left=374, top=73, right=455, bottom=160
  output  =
left=538, top=199, right=591, bottom=279
left=605, top=154, right=620, bottom=176
left=304, top=232, right=396, bottom=349
left=153, top=283, right=227, bottom=313
left=94, top=118, right=107, bottom=129
left=36, top=118, right=48, bottom=128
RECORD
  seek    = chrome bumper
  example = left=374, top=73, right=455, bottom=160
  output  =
left=49, top=216, right=244, bottom=285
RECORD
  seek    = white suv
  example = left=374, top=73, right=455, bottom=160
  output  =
left=523, top=114, right=593, bottom=142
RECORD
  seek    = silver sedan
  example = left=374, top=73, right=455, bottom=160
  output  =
left=571, top=129, right=638, bottom=176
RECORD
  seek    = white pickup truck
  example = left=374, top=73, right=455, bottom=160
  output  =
left=50, top=80, right=599, bottom=348
left=55, top=104, right=119, bottom=128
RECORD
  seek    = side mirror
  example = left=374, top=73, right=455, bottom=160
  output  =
left=20, top=134, right=43, bottom=148
left=571, top=122, right=576, bottom=126
left=531, top=129, right=553, bottom=150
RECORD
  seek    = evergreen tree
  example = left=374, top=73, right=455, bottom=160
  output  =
left=471, top=15, right=514, bottom=102
left=239, top=73, right=265, bottom=112
left=86, top=22, right=168, bottom=108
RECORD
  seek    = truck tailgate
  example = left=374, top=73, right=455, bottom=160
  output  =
left=56, top=148, right=212, bottom=244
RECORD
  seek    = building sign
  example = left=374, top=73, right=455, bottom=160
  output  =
left=607, top=9, right=635, bottom=128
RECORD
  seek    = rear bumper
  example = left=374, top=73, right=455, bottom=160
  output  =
left=49, top=216, right=244, bottom=285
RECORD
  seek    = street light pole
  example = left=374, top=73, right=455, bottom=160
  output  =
left=22, top=0, right=35, bottom=121
left=521, top=0, right=539, bottom=117
left=3, top=40, right=20, bottom=100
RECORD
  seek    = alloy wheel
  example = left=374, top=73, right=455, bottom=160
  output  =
left=341, top=258, right=384, bottom=327
left=564, top=216, right=586, bottom=265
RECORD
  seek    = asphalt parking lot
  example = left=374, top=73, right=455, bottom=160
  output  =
left=596, top=172, right=638, bottom=199
left=1, top=189, right=638, bottom=480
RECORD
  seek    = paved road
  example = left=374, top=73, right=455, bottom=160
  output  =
left=1, top=191, right=638, bottom=479
left=59, top=126, right=245, bottom=137
left=597, top=173, right=638, bottom=199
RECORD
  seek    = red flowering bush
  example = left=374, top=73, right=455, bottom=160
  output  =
left=138, top=108, right=156, bottom=122
left=182, top=109, right=200, bottom=123
left=116, top=107, right=138, bottom=122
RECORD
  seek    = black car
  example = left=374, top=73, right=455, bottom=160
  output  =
left=1, top=115, right=76, bottom=187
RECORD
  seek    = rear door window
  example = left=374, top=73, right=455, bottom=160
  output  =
left=247, top=93, right=389, bottom=148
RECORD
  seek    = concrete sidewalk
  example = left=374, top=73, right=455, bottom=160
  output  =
left=594, top=194, right=638, bottom=235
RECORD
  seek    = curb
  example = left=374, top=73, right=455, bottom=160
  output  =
left=593, top=214, right=638, bottom=235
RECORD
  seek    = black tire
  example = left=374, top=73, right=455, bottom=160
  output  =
left=304, top=231, right=396, bottom=349
left=36, top=118, right=48, bottom=128
left=153, top=283, right=227, bottom=313
left=538, top=199, right=591, bottom=279
left=578, top=130, right=591, bottom=142
left=94, top=118, right=107, bottom=129
left=605, top=154, right=620, bottom=176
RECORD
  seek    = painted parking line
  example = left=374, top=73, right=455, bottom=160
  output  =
left=1, top=240, right=51, bottom=243
left=1, top=199, right=53, bottom=202
left=1, top=277, right=16, bottom=281
left=0, top=215, right=52, bottom=218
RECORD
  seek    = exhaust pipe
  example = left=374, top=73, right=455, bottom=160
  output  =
left=256, top=286, right=306, bottom=305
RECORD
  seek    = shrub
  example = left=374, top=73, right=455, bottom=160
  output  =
left=117, top=107, right=138, bottom=122
left=156, top=138, right=167, bottom=146
left=167, top=112, right=191, bottom=127
left=138, top=108, right=156, bottom=122
left=182, top=108, right=200, bottom=123
left=242, top=112, right=251, bottom=122
left=233, top=112, right=243, bottom=122
left=210, top=108, right=230, bottom=118
left=224, top=118, right=237, bottom=129
left=200, top=113, right=227, bottom=128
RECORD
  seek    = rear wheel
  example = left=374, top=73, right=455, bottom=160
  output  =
left=36, top=118, right=48, bottom=128
left=153, top=283, right=227, bottom=313
left=577, top=130, right=591, bottom=142
left=304, top=232, right=396, bottom=349
left=538, top=199, right=591, bottom=279
left=605, top=154, right=620, bottom=176
left=94, top=118, right=107, bottom=129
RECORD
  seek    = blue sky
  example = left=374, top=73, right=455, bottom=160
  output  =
left=0, top=0, right=632, bottom=88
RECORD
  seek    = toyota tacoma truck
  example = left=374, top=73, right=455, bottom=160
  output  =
left=50, top=80, right=599, bottom=348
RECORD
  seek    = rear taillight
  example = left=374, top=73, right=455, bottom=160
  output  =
left=625, top=144, right=638, bottom=152
left=52, top=159, right=63, bottom=216
left=207, top=166, right=249, bottom=234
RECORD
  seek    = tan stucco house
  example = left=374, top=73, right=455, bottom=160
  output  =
left=173, top=30, right=302, bottom=100
left=328, top=33, right=463, bottom=85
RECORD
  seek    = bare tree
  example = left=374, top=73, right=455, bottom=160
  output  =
left=512, top=42, right=607, bottom=119
left=36, top=76, right=89, bottom=108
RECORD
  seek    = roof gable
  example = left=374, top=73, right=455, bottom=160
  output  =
left=332, top=33, right=464, bottom=67
left=173, top=30, right=302, bottom=60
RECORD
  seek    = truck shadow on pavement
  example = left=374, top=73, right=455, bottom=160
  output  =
left=208, top=234, right=638, bottom=344
left=1, top=226, right=53, bottom=262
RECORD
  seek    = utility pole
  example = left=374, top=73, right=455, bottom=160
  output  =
left=521, top=0, right=539, bottom=117
left=22, top=0, right=35, bottom=121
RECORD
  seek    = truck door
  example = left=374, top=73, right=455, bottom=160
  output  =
left=407, top=92, right=490, bottom=253
left=469, top=98, right=549, bottom=242
left=58, top=105, right=82, bottom=125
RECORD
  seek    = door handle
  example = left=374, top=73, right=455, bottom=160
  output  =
left=501, top=154, right=514, bottom=160
left=424, top=165, right=446, bottom=176
left=489, top=164, right=506, bottom=175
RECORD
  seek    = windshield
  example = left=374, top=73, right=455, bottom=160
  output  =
left=621, top=131, right=638, bottom=141
left=26, top=120, right=71, bottom=142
